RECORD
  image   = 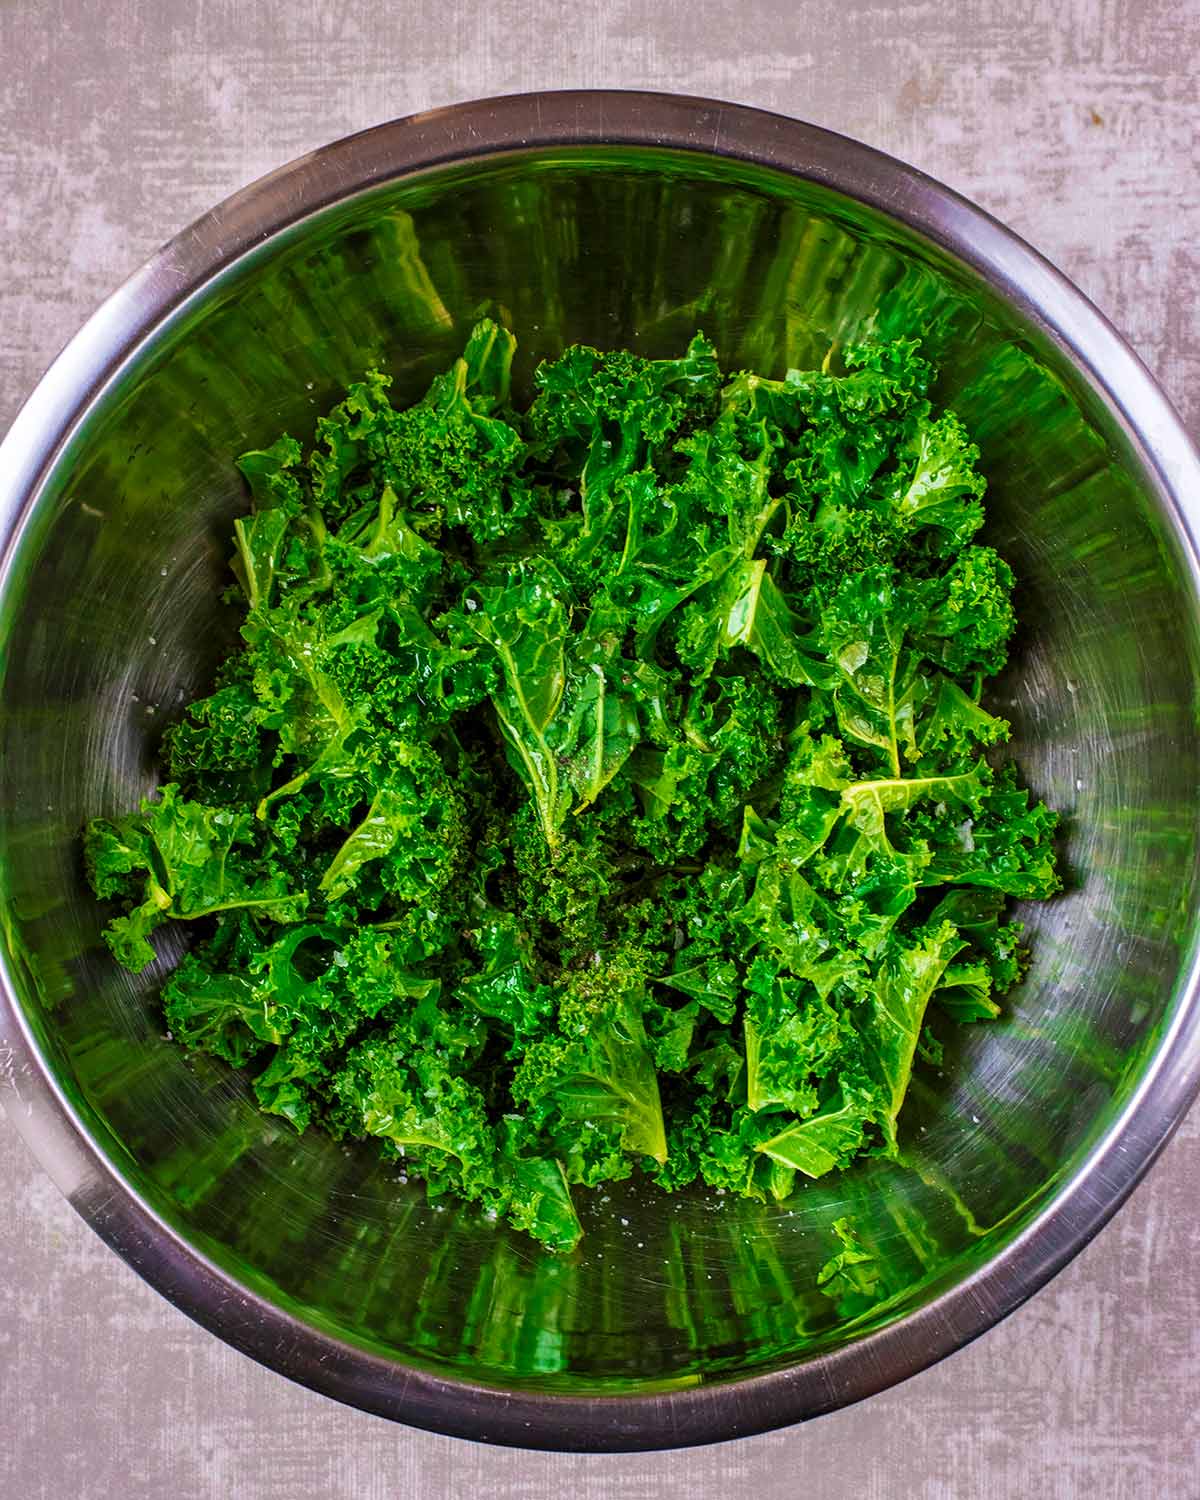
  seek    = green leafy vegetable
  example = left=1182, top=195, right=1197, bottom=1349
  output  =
left=83, top=321, right=1058, bottom=1250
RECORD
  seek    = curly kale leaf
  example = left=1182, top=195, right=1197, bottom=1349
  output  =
left=445, top=575, right=643, bottom=849
left=742, top=959, right=848, bottom=1115
left=81, top=321, right=1059, bottom=1251
left=84, top=785, right=304, bottom=971
left=862, top=920, right=965, bottom=1154
left=308, top=319, right=532, bottom=540
left=881, top=410, right=987, bottom=549
left=755, top=1086, right=878, bottom=1179
left=513, top=952, right=668, bottom=1170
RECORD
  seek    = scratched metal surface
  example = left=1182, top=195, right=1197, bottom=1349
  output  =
left=0, top=1, right=1197, bottom=1495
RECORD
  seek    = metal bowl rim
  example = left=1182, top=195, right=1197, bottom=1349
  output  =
left=1, top=88, right=1199, bottom=1452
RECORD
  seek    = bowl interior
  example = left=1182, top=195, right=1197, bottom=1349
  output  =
left=2, top=144, right=1198, bottom=1398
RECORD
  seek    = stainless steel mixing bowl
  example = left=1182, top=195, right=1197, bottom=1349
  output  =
left=1, top=92, right=1199, bottom=1452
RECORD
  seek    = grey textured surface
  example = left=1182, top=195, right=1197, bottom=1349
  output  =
left=1, top=1, right=1198, bottom=1495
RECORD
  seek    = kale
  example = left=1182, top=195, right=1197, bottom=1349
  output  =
left=83, top=321, right=1059, bottom=1250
